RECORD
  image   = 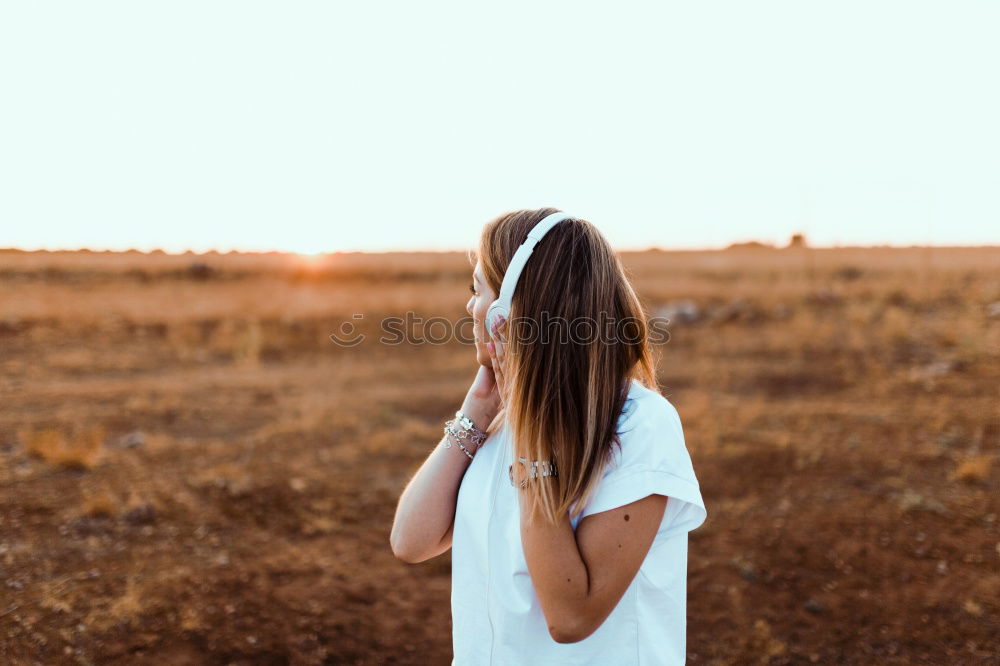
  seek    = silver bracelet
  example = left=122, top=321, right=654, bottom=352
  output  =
left=445, top=431, right=476, bottom=460
left=454, top=411, right=488, bottom=446
left=508, top=457, right=558, bottom=488
left=443, top=411, right=488, bottom=449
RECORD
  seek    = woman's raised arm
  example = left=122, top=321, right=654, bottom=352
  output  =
left=389, top=365, right=500, bottom=563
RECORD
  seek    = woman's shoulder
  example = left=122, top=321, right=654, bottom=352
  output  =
left=572, top=378, right=706, bottom=528
left=617, top=379, right=684, bottom=443
left=610, top=379, right=690, bottom=474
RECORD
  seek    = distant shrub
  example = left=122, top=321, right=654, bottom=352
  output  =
left=21, top=425, right=105, bottom=470
left=835, top=265, right=864, bottom=281
left=81, top=485, right=120, bottom=517
left=186, top=262, right=218, bottom=281
left=786, top=233, right=808, bottom=248
left=725, top=240, right=775, bottom=250
left=950, top=455, right=993, bottom=484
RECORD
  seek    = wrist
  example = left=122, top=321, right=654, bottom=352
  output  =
left=444, top=407, right=490, bottom=459
left=458, top=397, right=495, bottom=433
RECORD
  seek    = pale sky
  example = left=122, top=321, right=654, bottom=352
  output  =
left=1, top=1, right=998, bottom=254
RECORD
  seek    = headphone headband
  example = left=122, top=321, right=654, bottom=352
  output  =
left=485, top=210, right=574, bottom=340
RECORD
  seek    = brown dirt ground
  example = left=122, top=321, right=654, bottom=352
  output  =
left=0, top=246, right=998, bottom=665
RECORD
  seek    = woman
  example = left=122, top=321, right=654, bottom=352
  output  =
left=390, top=208, right=707, bottom=665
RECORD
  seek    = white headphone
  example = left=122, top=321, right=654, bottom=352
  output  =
left=485, top=211, right=575, bottom=341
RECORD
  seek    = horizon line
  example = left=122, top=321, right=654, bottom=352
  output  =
left=1, top=241, right=999, bottom=256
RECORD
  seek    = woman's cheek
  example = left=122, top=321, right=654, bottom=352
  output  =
left=474, top=306, right=486, bottom=340
left=472, top=299, right=492, bottom=360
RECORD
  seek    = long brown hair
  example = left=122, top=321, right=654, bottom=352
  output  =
left=473, top=207, right=659, bottom=525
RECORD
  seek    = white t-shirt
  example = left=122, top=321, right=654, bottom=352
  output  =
left=451, top=378, right=708, bottom=665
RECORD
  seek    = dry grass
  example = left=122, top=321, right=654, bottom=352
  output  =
left=80, top=484, right=120, bottom=518
left=19, top=426, right=105, bottom=470
left=0, top=246, right=997, bottom=664
left=950, top=455, right=994, bottom=484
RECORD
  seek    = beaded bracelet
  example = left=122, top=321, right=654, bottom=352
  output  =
left=450, top=411, right=488, bottom=446
left=445, top=431, right=476, bottom=460
left=443, top=411, right=488, bottom=458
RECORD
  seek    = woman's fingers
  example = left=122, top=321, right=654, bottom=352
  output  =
left=486, top=327, right=507, bottom=405
left=480, top=315, right=510, bottom=406
left=494, top=319, right=506, bottom=364
left=490, top=317, right=506, bottom=359
left=495, top=315, right=507, bottom=343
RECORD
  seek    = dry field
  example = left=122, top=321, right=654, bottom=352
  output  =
left=1, top=245, right=998, bottom=665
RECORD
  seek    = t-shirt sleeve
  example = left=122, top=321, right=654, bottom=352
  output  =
left=575, top=393, right=707, bottom=539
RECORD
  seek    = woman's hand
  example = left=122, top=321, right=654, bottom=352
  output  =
left=487, top=315, right=509, bottom=407
left=457, top=316, right=508, bottom=437
left=461, top=364, right=502, bottom=435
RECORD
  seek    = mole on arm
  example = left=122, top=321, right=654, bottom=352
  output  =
left=624, top=514, right=630, bottom=521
